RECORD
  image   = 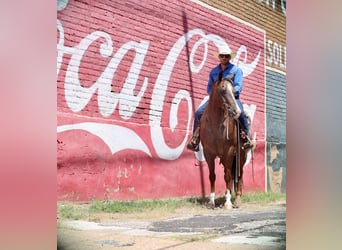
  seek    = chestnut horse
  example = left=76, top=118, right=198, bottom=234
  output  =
left=200, top=73, right=248, bottom=209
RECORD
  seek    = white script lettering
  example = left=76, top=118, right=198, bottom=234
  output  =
left=57, top=20, right=261, bottom=160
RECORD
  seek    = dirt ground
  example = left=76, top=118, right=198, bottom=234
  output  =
left=57, top=201, right=286, bottom=250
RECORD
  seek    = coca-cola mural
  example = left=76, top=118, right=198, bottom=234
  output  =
left=57, top=0, right=265, bottom=201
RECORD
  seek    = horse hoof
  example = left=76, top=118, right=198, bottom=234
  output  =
left=232, top=203, right=240, bottom=209
left=234, top=196, right=242, bottom=207
left=224, top=203, right=233, bottom=209
left=206, top=202, right=215, bottom=209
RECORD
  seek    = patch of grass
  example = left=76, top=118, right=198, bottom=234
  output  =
left=89, top=198, right=190, bottom=213
left=57, top=192, right=286, bottom=220
left=241, top=192, right=286, bottom=203
left=58, top=203, right=86, bottom=220
left=88, top=192, right=285, bottom=213
left=186, top=192, right=285, bottom=207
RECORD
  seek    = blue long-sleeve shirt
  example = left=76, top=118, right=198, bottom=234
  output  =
left=207, top=63, right=243, bottom=96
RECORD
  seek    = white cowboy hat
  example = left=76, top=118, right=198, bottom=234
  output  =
left=218, top=46, right=232, bottom=55
left=215, top=46, right=236, bottom=59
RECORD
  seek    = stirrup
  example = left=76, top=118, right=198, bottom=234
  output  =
left=242, top=136, right=255, bottom=150
left=242, top=141, right=252, bottom=150
left=186, top=137, right=199, bottom=152
left=187, top=142, right=199, bottom=152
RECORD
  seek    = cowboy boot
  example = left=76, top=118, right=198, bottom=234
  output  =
left=240, top=111, right=255, bottom=150
left=186, top=126, right=200, bottom=152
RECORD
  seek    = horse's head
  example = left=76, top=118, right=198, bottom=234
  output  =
left=217, top=77, right=241, bottom=119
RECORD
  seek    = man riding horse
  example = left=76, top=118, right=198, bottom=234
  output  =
left=187, top=46, right=255, bottom=152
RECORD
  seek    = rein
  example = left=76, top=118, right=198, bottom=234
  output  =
left=220, top=92, right=241, bottom=184
left=221, top=103, right=241, bottom=184
left=218, top=77, right=244, bottom=184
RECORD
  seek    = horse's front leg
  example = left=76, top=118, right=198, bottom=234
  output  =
left=224, top=170, right=233, bottom=209
left=234, top=152, right=246, bottom=207
left=223, top=152, right=235, bottom=209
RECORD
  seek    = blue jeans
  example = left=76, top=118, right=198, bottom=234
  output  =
left=193, top=98, right=249, bottom=135
left=193, top=100, right=208, bottom=132
left=235, top=98, right=249, bottom=135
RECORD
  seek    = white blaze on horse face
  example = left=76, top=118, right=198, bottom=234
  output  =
left=226, top=81, right=241, bottom=118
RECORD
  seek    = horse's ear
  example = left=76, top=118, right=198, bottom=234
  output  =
left=228, top=73, right=235, bottom=80
left=218, top=71, right=223, bottom=82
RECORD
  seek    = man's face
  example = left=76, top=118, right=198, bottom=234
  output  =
left=219, top=54, right=230, bottom=64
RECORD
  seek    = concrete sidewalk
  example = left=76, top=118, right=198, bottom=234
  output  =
left=58, top=202, right=286, bottom=249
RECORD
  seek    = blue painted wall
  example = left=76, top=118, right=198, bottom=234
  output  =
left=266, top=70, right=286, bottom=193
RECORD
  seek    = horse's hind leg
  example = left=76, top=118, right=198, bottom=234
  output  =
left=204, top=153, right=216, bottom=209
left=234, top=176, right=243, bottom=207
left=233, top=154, right=246, bottom=207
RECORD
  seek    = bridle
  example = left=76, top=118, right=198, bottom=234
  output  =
left=218, top=76, right=238, bottom=119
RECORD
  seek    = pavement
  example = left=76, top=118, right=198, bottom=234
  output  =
left=58, top=201, right=286, bottom=249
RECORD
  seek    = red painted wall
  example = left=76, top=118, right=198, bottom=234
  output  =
left=57, top=0, right=265, bottom=201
